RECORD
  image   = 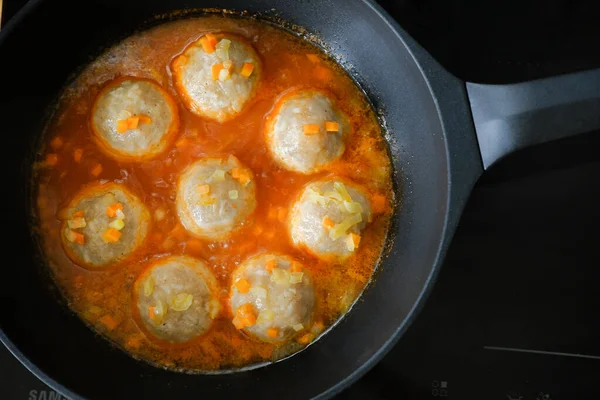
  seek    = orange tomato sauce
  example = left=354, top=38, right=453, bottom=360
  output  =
left=34, top=16, right=393, bottom=371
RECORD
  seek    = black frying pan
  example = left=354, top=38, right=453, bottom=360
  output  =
left=1, top=0, right=599, bottom=399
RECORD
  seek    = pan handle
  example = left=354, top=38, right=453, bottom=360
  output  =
left=466, top=69, right=600, bottom=169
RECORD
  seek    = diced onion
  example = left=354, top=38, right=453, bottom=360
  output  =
left=292, top=323, right=304, bottom=331
left=271, top=268, right=291, bottom=285
left=68, top=217, right=86, bottom=229
left=306, top=188, right=326, bottom=205
left=343, top=201, right=364, bottom=214
left=289, top=272, right=304, bottom=284
left=229, top=190, right=239, bottom=200
left=218, top=68, right=230, bottom=81
left=209, top=299, right=221, bottom=319
left=256, top=310, right=275, bottom=325
left=154, top=208, right=165, bottom=221
left=215, top=39, right=231, bottom=61
left=210, top=169, right=226, bottom=182
left=249, top=286, right=267, bottom=300
left=143, top=276, right=155, bottom=297
left=329, top=213, right=362, bottom=240
left=152, top=300, right=167, bottom=325
left=109, top=219, right=125, bottom=231
left=334, top=182, right=352, bottom=202
left=323, top=190, right=343, bottom=203
left=200, top=196, right=217, bottom=206
left=65, top=229, right=77, bottom=243
left=116, top=209, right=126, bottom=220
left=170, top=293, right=194, bottom=311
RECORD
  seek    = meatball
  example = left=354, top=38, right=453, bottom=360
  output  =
left=134, top=256, right=221, bottom=343
left=172, top=33, right=261, bottom=122
left=230, top=254, right=315, bottom=343
left=60, top=182, right=150, bottom=268
left=289, top=179, right=372, bottom=259
left=90, top=78, right=180, bottom=161
left=176, top=156, right=256, bottom=240
left=265, top=89, right=349, bottom=174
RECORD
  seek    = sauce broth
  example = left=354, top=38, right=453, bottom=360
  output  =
left=35, top=16, right=393, bottom=371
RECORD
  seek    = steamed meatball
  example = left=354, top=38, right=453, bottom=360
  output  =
left=60, top=182, right=150, bottom=268
left=176, top=156, right=256, bottom=239
left=172, top=33, right=261, bottom=122
left=91, top=78, right=179, bottom=161
left=289, top=179, right=372, bottom=259
left=230, top=254, right=315, bottom=343
left=134, top=256, right=221, bottom=343
left=265, top=89, right=349, bottom=174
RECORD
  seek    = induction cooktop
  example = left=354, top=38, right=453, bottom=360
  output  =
left=3, top=1, right=600, bottom=399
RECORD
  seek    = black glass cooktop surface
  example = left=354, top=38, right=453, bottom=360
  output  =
left=3, top=1, right=600, bottom=399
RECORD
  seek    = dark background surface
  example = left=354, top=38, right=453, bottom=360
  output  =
left=2, top=0, right=600, bottom=399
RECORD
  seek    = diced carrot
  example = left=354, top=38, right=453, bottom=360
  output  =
left=303, top=124, right=320, bottom=135
left=291, top=261, right=303, bottom=273
left=117, top=119, right=129, bottom=133
left=236, top=304, right=257, bottom=327
left=306, top=54, right=320, bottom=63
left=200, top=33, right=218, bottom=53
left=266, top=258, right=277, bottom=272
left=241, top=315, right=256, bottom=327
left=45, top=153, right=58, bottom=166
left=322, top=216, right=335, bottom=229
left=240, top=62, right=255, bottom=78
left=126, top=336, right=142, bottom=349
left=72, top=210, right=85, bottom=218
left=170, top=223, right=187, bottom=241
left=175, top=137, right=190, bottom=149
left=267, top=328, right=279, bottom=338
left=325, top=121, right=340, bottom=132
left=72, top=231, right=85, bottom=245
left=350, top=233, right=361, bottom=248
left=312, top=321, right=325, bottom=333
left=232, top=316, right=245, bottom=330
left=298, top=332, right=315, bottom=345
left=212, top=63, right=224, bottom=80
left=148, top=305, right=157, bottom=321
left=277, top=208, right=287, bottom=222
left=127, top=116, right=140, bottom=130
left=371, top=193, right=388, bottom=214
left=90, top=163, right=103, bottom=177
left=105, top=203, right=123, bottom=218
left=186, top=239, right=204, bottom=255
left=237, top=171, right=251, bottom=185
left=50, top=136, right=63, bottom=150
left=172, top=55, right=187, bottom=71
left=73, top=148, right=83, bottom=163
left=197, top=184, right=210, bottom=195
left=231, top=168, right=251, bottom=185
left=138, top=114, right=152, bottom=124
left=206, top=33, right=218, bottom=46
left=102, top=228, right=122, bottom=243
left=99, top=315, right=118, bottom=331
left=235, top=278, right=251, bottom=293
left=236, top=303, right=254, bottom=318
left=315, top=66, right=333, bottom=82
